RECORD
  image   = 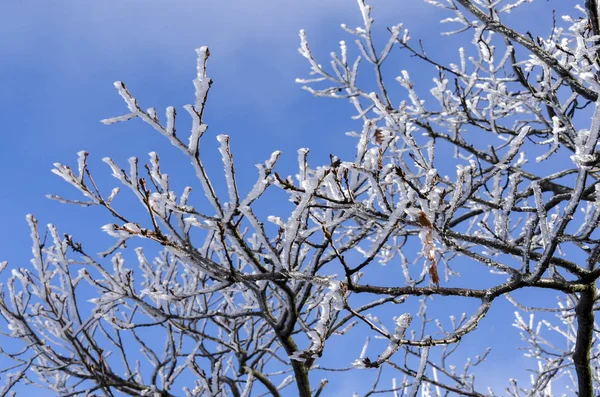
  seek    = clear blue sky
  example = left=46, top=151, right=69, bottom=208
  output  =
left=0, top=0, right=578, bottom=395
left=0, top=0, right=441, bottom=262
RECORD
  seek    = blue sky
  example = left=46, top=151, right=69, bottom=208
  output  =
left=0, top=0, right=581, bottom=395
left=0, top=0, right=438, bottom=258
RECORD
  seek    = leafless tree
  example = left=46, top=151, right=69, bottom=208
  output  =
left=3, top=0, right=600, bottom=395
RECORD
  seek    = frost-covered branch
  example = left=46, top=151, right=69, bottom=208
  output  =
left=4, top=0, right=600, bottom=395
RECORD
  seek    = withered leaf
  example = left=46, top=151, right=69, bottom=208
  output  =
left=417, top=211, right=432, bottom=228
left=429, top=261, right=440, bottom=288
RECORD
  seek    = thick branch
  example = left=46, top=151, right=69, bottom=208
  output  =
left=573, top=284, right=596, bottom=396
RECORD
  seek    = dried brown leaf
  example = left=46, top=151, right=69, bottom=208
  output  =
left=429, top=260, right=440, bottom=288
left=417, top=211, right=432, bottom=228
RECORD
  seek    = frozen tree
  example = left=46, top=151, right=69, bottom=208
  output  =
left=3, top=0, right=600, bottom=395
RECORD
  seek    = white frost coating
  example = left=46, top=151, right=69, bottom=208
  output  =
left=499, top=0, right=533, bottom=13
left=179, top=186, right=192, bottom=207
left=354, top=122, right=370, bottom=170
left=106, top=187, right=120, bottom=204
left=100, top=112, right=137, bottom=125
left=51, top=163, right=75, bottom=184
left=240, top=167, right=269, bottom=207
left=165, top=106, right=176, bottom=136
left=281, top=170, right=324, bottom=268
left=581, top=100, right=600, bottom=156
left=267, top=216, right=285, bottom=228
left=408, top=345, right=430, bottom=397
left=393, top=314, right=412, bottom=339
left=180, top=104, right=223, bottom=217
left=48, top=224, right=67, bottom=263
left=101, top=224, right=133, bottom=238
left=478, top=40, right=491, bottom=62
left=430, top=77, right=449, bottom=107
left=328, top=280, right=345, bottom=311
left=123, top=223, right=141, bottom=234
left=128, top=157, right=138, bottom=186
left=570, top=126, right=596, bottom=170
left=265, top=150, right=281, bottom=169
left=298, top=29, right=326, bottom=77
left=363, top=147, right=380, bottom=171
left=183, top=104, right=208, bottom=155
left=496, top=173, right=521, bottom=239
left=536, top=116, right=562, bottom=162
left=240, top=372, right=255, bottom=397
left=148, top=152, right=168, bottom=191
left=26, top=215, right=44, bottom=278
left=505, top=127, right=529, bottom=160
left=322, top=173, right=344, bottom=201
left=358, top=338, right=370, bottom=362
left=370, top=313, right=412, bottom=367
left=571, top=152, right=598, bottom=171
left=491, top=172, right=502, bottom=205
left=147, top=107, right=157, bottom=121
left=297, top=148, right=309, bottom=185
left=395, top=71, right=426, bottom=114
left=293, top=280, right=345, bottom=361
left=532, top=182, right=551, bottom=247
left=301, top=178, right=318, bottom=192
left=364, top=171, right=391, bottom=213
left=339, top=40, right=347, bottom=65
left=113, top=81, right=138, bottom=113
left=459, top=47, right=466, bottom=73
left=276, top=375, right=293, bottom=392
left=193, top=47, right=212, bottom=110
left=76, top=151, right=88, bottom=183
left=102, top=157, right=129, bottom=185
left=51, top=160, right=98, bottom=202
left=182, top=216, right=206, bottom=229
left=239, top=151, right=281, bottom=210
left=380, top=24, right=401, bottom=63
left=239, top=206, right=282, bottom=269
left=217, top=134, right=239, bottom=212
left=150, top=192, right=166, bottom=217
left=404, top=207, right=423, bottom=219
left=365, top=200, right=408, bottom=259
